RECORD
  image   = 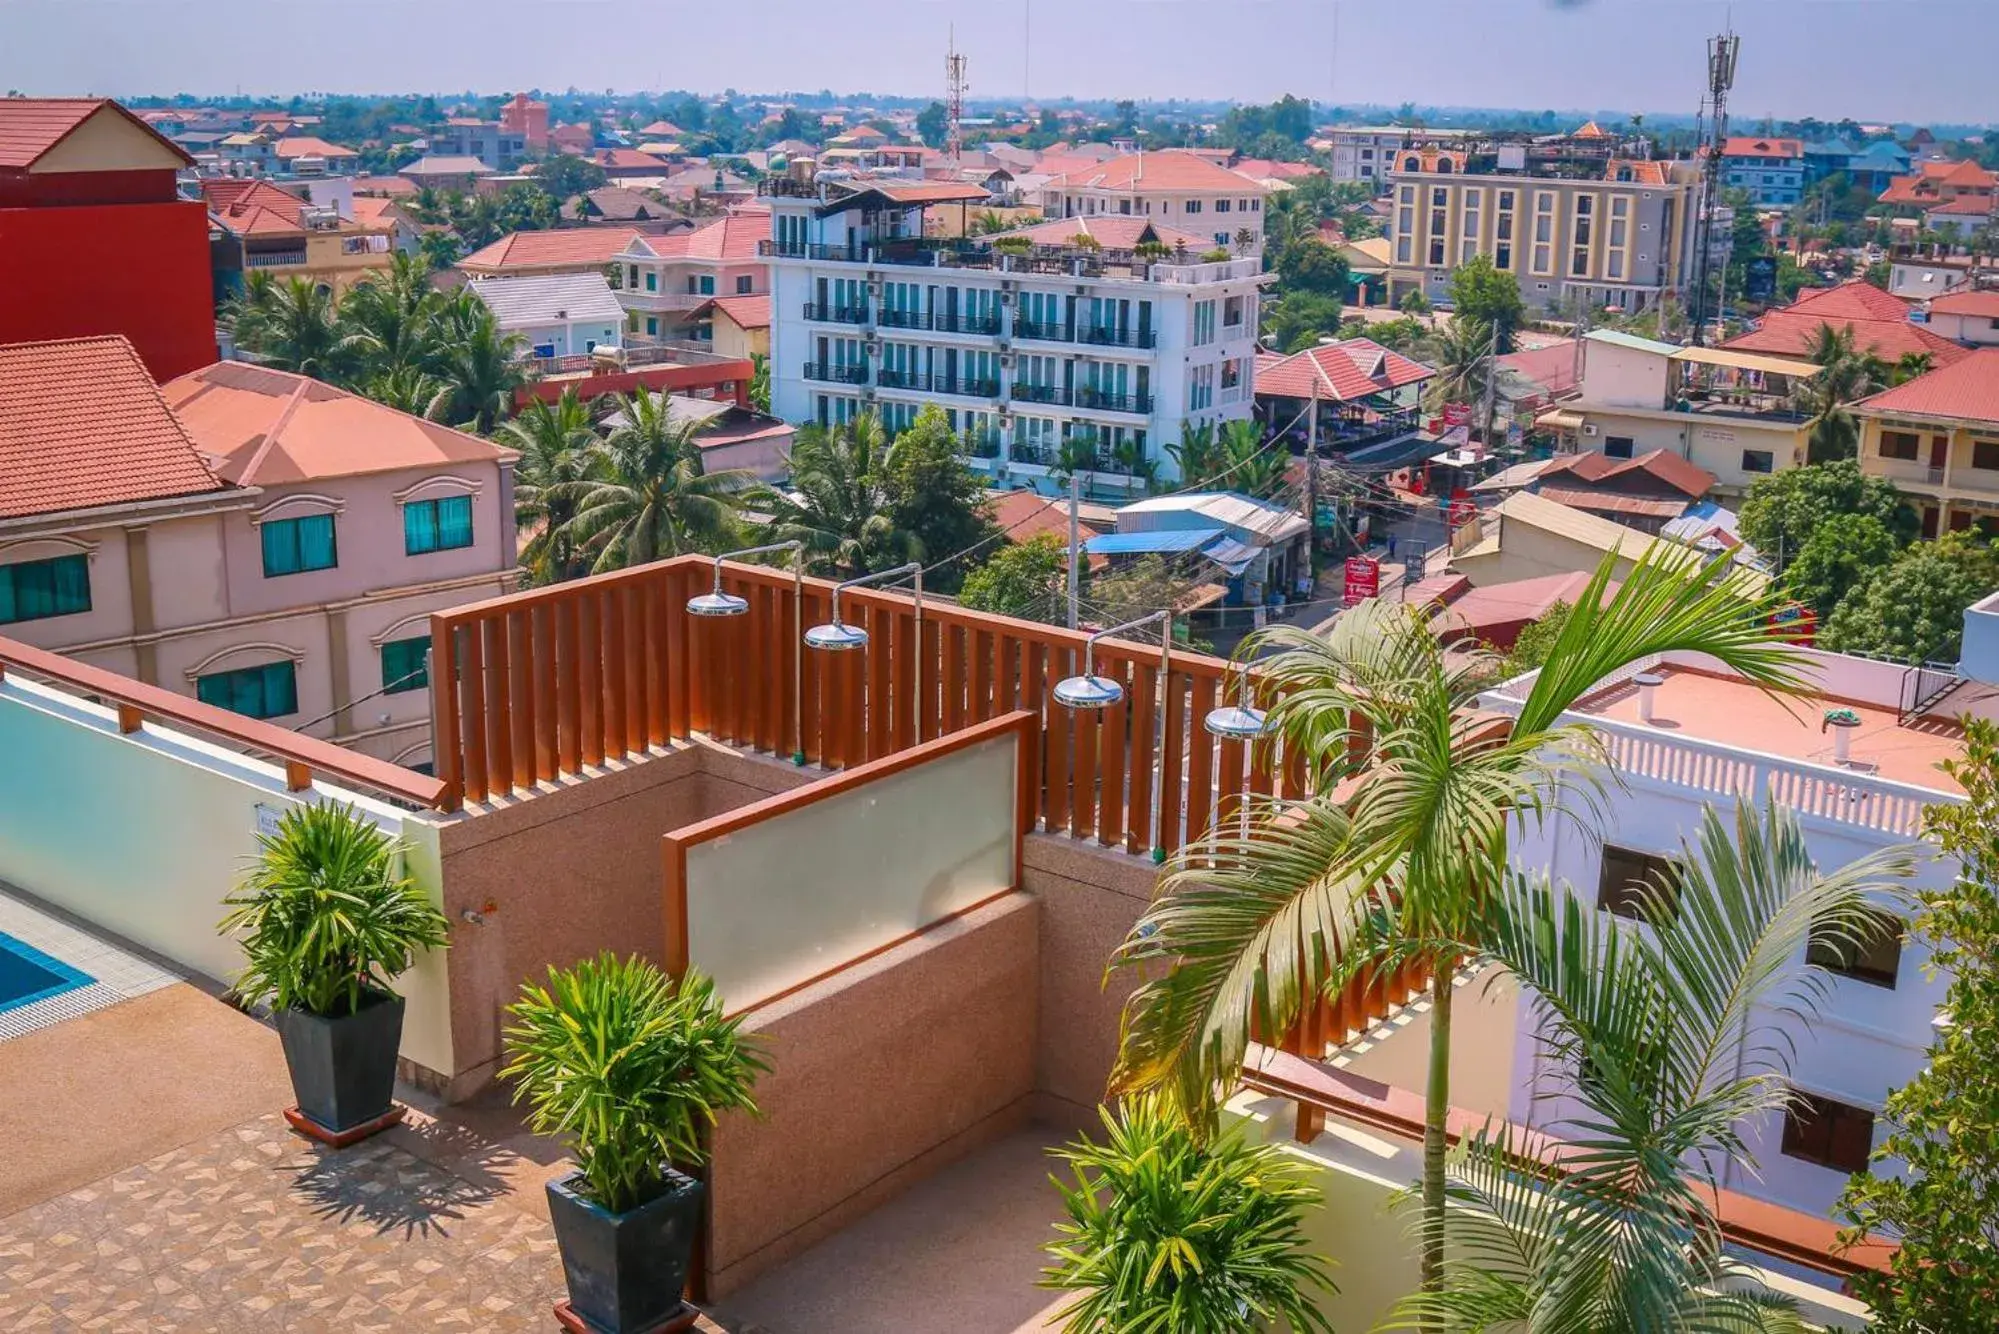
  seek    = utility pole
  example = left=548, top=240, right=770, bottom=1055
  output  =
left=1479, top=319, right=1500, bottom=460
left=1689, top=29, right=1741, bottom=347
left=1305, top=385, right=1320, bottom=587
left=1066, top=470, right=1081, bottom=629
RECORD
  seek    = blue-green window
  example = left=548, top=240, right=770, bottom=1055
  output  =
left=404, top=495, right=474, bottom=555
left=196, top=661, right=298, bottom=720
left=381, top=636, right=430, bottom=694
left=0, top=555, right=91, bottom=625
left=261, top=514, right=338, bottom=577
left=698, top=275, right=715, bottom=295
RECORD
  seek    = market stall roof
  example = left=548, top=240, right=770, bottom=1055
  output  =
left=1668, top=346, right=1822, bottom=377
left=1083, top=528, right=1226, bottom=556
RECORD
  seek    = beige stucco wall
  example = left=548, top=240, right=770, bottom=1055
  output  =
left=705, top=892, right=1039, bottom=1298
left=1572, top=408, right=1805, bottom=494
left=1454, top=522, right=1648, bottom=588
left=709, top=314, right=769, bottom=361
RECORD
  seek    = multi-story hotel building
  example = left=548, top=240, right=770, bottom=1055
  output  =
left=1385, top=152, right=1699, bottom=315
left=1855, top=348, right=1999, bottom=539
left=1309, top=125, right=1476, bottom=190
left=763, top=173, right=1265, bottom=498
left=1031, top=148, right=1271, bottom=254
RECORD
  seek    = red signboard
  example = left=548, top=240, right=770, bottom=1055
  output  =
left=1344, top=556, right=1381, bottom=606
left=1442, top=402, right=1474, bottom=427
left=1770, top=602, right=1817, bottom=646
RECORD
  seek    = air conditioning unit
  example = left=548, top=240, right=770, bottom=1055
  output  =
left=1075, top=284, right=1091, bottom=296
left=999, top=352, right=1015, bottom=369
left=862, top=337, right=882, bottom=355
left=1000, top=279, right=1018, bottom=294
left=866, top=278, right=884, bottom=298
left=1582, top=423, right=1600, bottom=437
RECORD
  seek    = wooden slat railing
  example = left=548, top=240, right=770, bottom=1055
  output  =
left=0, top=636, right=450, bottom=811
left=428, top=553, right=1301, bottom=840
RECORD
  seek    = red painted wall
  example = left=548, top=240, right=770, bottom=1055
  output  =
left=0, top=168, right=180, bottom=208
left=0, top=199, right=218, bottom=381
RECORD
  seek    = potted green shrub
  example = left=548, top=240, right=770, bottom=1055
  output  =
left=220, top=803, right=449, bottom=1137
left=1042, top=1097, right=1337, bottom=1332
left=504, top=954, right=766, bottom=1333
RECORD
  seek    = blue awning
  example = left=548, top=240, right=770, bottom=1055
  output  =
left=1084, top=528, right=1227, bottom=556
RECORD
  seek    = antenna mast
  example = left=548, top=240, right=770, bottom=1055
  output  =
left=945, top=27, right=969, bottom=164
left=1688, top=29, right=1739, bottom=347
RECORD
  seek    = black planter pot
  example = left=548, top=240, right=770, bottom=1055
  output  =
left=273, top=991, right=406, bottom=1133
left=546, top=1169, right=704, bottom=1334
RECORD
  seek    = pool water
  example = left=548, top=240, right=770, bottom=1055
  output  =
left=0, top=931, right=91, bottom=1013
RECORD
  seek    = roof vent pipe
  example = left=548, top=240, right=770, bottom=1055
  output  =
left=1634, top=671, right=1665, bottom=725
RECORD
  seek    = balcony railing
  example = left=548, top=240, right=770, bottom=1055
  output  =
left=802, top=302, right=868, bottom=325
left=874, top=308, right=932, bottom=331
left=1010, top=382, right=1070, bottom=406
left=1077, top=325, right=1159, bottom=350
left=757, top=234, right=1264, bottom=287
left=933, top=311, right=1003, bottom=336
left=802, top=361, right=868, bottom=385
left=1074, top=389, right=1154, bottom=415
left=245, top=250, right=308, bottom=268
left=1013, top=318, right=1074, bottom=343
left=937, top=376, right=1001, bottom=398
left=874, top=367, right=928, bottom=390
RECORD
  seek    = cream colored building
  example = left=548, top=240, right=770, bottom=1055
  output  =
left=1535, top=331, right=1816, bottom=498
left=1855, top=347, right=1999, bottom=540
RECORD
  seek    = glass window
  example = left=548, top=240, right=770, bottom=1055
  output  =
left=1781, top=1092, right=1875, bottom=1173
left=196, top=660, right=299, bottom=720
left=1974, top=440, right=1999, bottom=471
left=1806, top=908, right=1902, bottom=988
left=0, top=554, right=92, bottom=625
left=1742, top=449, right=1775, bottom=474
left=1185, top=199, right=1202, bottom=214
left=698, top=275, right=715, bottom=295
left=644, top=271, right=657, bottom=291
left=1597, top=845, right=1680, bottom=922
left=1604, top=435, right=1635, bottom=460
left=381, top=636, right=431, bottom=695
left=736, top=275, right=754, bottom=295
left=405, top=495, right=475, bottom=555
left=260, top=514, right=338, bottom=577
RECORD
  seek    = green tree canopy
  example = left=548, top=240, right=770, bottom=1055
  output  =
left=1841, top=718, right=1999, bottom=1331
left=1446, top=254, right=1527, bottom=352
left=959, top=535, right=1066, bottom=622
left=1784, top=511, right=1903, bottom=618
left=1737, top=459, right=1917, bottom=567
left=531, top=152, right=608, bottom=203
left=1821, top=531, right=1999, bottom=664
left=1274, top=238, right=1351, bottom=296
left=882, top=406, right=997, bottom=594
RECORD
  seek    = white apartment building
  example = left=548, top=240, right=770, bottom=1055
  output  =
left=1482, top=624, right=1999, bottom=1221
left=1311, top=126, right=1475, bottom=190
left=1032, top=149, right=1270, bottom=254
left=763, top=176, right=1266, bottom=499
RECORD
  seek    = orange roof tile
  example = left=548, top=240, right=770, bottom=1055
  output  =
left=705, top=294, right=770, bottom=330
left=1928, top=289, right=1999, bottom=318
left=0, top=97, right=193, bottom=172
left=1785, top=280, right=1915, bottom=322
left=1044, top=149, right=1266, bottom=195
left=594, top=148, right=671, bottom=170
left=1722, top=136, right=1803, bottom=158
left=1255, top=339, right=1434, bottom=401
left=458, top=226, right=643, bottom=273
left=0, top=337, right=227, bottom=520
left=1539, top=447, right=1714, bottom=499
left=162, top=362, right=516, bottom=487
left=272, top=135, right=358, bottom=160
left=627, top=209, right=767, bottom=262
left=202, top=178, right=309, bottom=238
left=1855, top=348, right=1999, bottom=425
left=1724, top=312, right=1968, bottom=367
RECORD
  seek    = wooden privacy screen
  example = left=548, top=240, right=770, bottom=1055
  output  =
left=427, top=554, right=1311, bottom=847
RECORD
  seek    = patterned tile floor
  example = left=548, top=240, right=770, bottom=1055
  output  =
left=0, top=1110, right=730, bottom=1333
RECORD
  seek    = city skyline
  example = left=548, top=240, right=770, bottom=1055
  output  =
left=2, top=0, right=1994, bottom=126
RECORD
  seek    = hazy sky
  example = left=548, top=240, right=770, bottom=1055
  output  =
left=1, top=0, right=1990, bottom=125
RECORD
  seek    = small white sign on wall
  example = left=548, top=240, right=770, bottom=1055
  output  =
left=254, top=803, right=285, bottom=839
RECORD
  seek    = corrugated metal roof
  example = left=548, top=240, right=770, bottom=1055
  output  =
left=1118, top=491, right=1309, bottom=542
left=1085, top=528, right=1227, bottom=556
left=1584, top=329, right=1680, bottom=356
left=469, top=273, right=626, bottom=328
left=1668, top=345, right=1821, bottom=377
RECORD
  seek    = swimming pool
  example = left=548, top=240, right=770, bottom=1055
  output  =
left=0, top=930, right=92, bottom=1013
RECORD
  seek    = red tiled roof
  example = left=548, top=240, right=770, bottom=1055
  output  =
left=989, top=491, right=1110, bottom=570
left=162, top=361, right=516, bottom=486
left=0, top=97, right=193, bottom=171
left=988, top=215, right=1210, bottom=251
left=1928, top=289, right=1999, bottom=318
left=594, top=148, right=671, bottom=170
left=0, top=336, right=226, bottom=520
left=1255, top=338, right=1434, bottom=401
left=628, top=209, right=768, bottom=262
left=1722, top=281, right=1969, bottom=367
left=1928, top=196, right=1997, bottom=217
left=1786, top=280, right=1914, bottom=322
left=638, top=120, right=683, bottom=138
left=1497, top=339, right=1583, bottom=396
left=202, top=178, right=309, bottom=237
left=273, top=135, right=357, bottom=160
left=1722, top=136, right=1802, bottom=159
left=1044, top=149, right=1265, bottom=194
left=702, top=294, right=771, bottom=330
left=1539, top=447, right=1714, bottom=499
left=1606, top=159, right=1672, bottom=185
left=458, top=226, right=643, bottom=273
left=1854, top=348, right=1999, bottom=425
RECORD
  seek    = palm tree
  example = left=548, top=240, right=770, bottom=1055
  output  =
left=1218, top=418, right=1288, bottom=500
left=1050, top=434, right=1105, bottom=500
left=1798, top=322, right=1882, bottom=464
left=762, top=414, right=920, bottom=576
left=361, top=365, right=451, bottom=420
left=501, top=390, right=602, bottom=584
left=229, top=276, right=352, bottom=381
left=1425, top=314, right=1492, bottom=413
left=339, top=252, right=444, bottom=373
left=1389, top=802, right=1914, bottom=1330
left=550, top=391, right=751, bottom=572
left=1108, top=547, right=1802, bottom=1306
left=1107, top=436, right=1161, bottom=495
left=1892, top=349, right=1934, bottom=385
left=1168, top=420, right=1227, bottom=488
left=430, top=291, right=527, bottom=432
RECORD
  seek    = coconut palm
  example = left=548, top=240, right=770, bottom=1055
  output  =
left=339, top=252, right=445, bottom=373
left=1385, top=801, right=1915, bottom=1331
left=430, top=291, right=527, bottom=432
left=1891, top=350, right=1933, bottom=385
left=1217, top=418, right=1288, bottom=500
left=1109, top=546, right=1802, bottom=1305
left=1798, top=322, right=1883, bottom=464
left=1049, top=434, right=1105, bottom=500
left=229, top=275, right=354, bottom=381
left=1425, top=314, right=1492, bottom=413
left=1168, top=420, right=1227, bottom=487
left=550, top=391, right=752, bottom=572
left=502, top=390, right=603, bottom=585
left=361, top=365, right=451, bottom=420
left=1107, top=436, right=1161, bottom=495
left=761, top=414, right=921, bottom=576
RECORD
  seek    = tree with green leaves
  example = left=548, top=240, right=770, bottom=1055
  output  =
left=1821, top=530, right=1999, bottom=664
left=1784, top=510, right=1903, bottom=618
left=1275, top=238, right=1351, bottom=297
left=502, top=390, right=602, bottom=585
left=959, top=535, right=1065, bottom=622
left=1263, top=290, right=1347, bottom=354
left=1840, top=718, right=1999, bottom=1332
left=226, top=275, right=354, bottom=382
left=747, top=351, right=770, bottom=413
left=529, top=152, right=608, bottom=205
left=337, top=252, right=444, bottom=373
left=1399, top=287, right=1432, bottom=316
left=1216, top=418, right=1288, bottom=500
left=549, top=390, right=752, bottom=571
left=1446, top=254, right=1526, bottom=352
left=1424, top=314, right=1492, bottom=412
left=1798, top=323, right=1886, bottom=464
left=1738, top=459, right=1916, bottom=569
left=1041, top=1097, right=1336, bottom=1333
left=762, top=414, right=921, bottom=577
left=429, top=290, right=527, bottom=432
left=882, top=406, right=996, bottom=594
left=1498, top=598, right=1572, bottom=675
left=1110, top=548, right=1802, bottom=1307
left=1395, top=802, right=1915, bottom=1331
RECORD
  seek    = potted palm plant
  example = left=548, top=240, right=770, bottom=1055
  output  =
left=1042, top=1096, right=1337, bottom=1332
left=220, top=803, right=450, bottom=1139
left=504, top=954, right=766, bottom=1334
